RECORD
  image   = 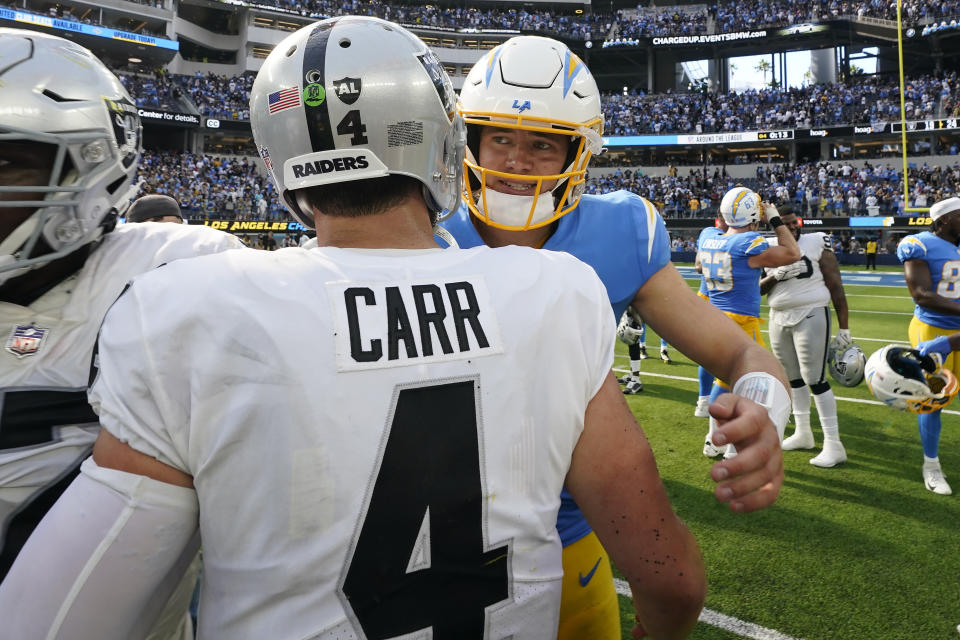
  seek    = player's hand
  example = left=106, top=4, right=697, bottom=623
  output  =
left=617, top=316, right=641, bottom=345
left=772, top=261, right=805, bottom=281
left=918, top=335, right=952, bottom=360
left=707, top=394, right=784, bottom=513
left=760, top=202, right=778, bottom=222
left=833, top=328, right=852, bottom=349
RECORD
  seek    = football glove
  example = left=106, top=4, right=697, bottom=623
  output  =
left=617, top=313, right=642, bottom=345
left=772, top=261, right=806, bottom=281
left=918, top=335, right=953, bottom=360
left=832, top=329, right=852, bottom=350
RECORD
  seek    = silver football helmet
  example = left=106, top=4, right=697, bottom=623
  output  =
left=249, top=17, right=465, bottom=228
left=0, top=28, right=141, bottom=281
left=828, top=340, right=866, bottom=387
left=865, top=345, right=958, bottom=413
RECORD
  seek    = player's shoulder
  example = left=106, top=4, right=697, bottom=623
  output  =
left=897, top=232, right=930, bottom=257
left=101, top=223, right=243, bottom=264
left=579, top=190, right=659, bottom=220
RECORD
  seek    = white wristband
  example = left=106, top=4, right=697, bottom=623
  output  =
left=732, top=372, right=791, bottom=441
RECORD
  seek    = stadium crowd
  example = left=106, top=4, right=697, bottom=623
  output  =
left=602, top=73, right=958, bottom=135
left=115, top=65, right=958, bottom=132
left=134, top=151, right=286, bottom=221
left=584, top=160, right=960, bottom=217
left=6, top=0, right=960, bottom=52
left=133, top=149, right=960, bottom=223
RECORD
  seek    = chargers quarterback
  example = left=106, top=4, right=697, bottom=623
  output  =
left=759, top=205, right=853, bottom=468
left=697, top=187, right=801, bottom=459
left=0, top=18, right=707, bottom=639
left=0, top=28, right=244, bottom=638
left=440, top=36, right=791, bottom=638
left=896, top=196, right=960, bottom=494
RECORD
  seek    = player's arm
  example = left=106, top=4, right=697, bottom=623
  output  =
left=566, top=372, right=706, bottom=640
left=759, top=269, right=779, bottom=295
left=0, top=446, right=198, bottom=640
left=820, top=247, right=849, bottom=331
left=632, top=264, right=786, bottom=512
left=747, top=205, right=801, bottom=268
left=904, top=258, right=960, bottom=315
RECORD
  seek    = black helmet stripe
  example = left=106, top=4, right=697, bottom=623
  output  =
left=302, top=20, right=337, bottom=154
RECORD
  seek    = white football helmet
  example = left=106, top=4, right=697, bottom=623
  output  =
left=0, top=28, right=141, bottom=281
left=719, top=187, right=762, bottom=228
left=828, top=341, right=866, bottom=387
left=865, top=345, right=958, bottom=413
left=459, top=36, right=604, bottom=230
left=250, top=17, right=464, bottom=228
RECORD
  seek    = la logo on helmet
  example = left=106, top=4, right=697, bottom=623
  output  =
left=512, top=99, right=531, bottom=113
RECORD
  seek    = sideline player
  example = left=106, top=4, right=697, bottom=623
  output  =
left=760, top=206, right=850, bottom=467
left=693, top=218, right=727, bottom=416
left=616, top=305, right=671, bottom=395
left=0, top=28, right=243, bottom=638
left=698, top=187, right=801, bottom=458
left=0, top=18, right=707, bottom=639
left=441, top=35, right=790, bottom=638
left=897, top=196, right=960, bottom=495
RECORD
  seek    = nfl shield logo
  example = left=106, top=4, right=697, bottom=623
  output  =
left=6, top=324, right=49, bottom=358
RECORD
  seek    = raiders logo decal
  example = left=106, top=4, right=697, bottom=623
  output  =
left=333, top=77, right=361, bottom=105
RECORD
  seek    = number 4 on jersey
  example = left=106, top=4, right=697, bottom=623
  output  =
left=341, top=380, right=510, bottom=638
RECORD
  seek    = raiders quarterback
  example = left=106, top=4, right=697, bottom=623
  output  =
left=0, top=18, right=706, bottom=639
left=0, top=28, right=243, bottom=638
left=760, top=205, right=850, bottom=468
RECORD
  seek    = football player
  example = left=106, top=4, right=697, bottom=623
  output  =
left=0, top=18, right=707, bottom=638
left=440, top=36, right=790, bottom=639
left=760, top=205, right=851, bottom=467
left=699, top=187, right=801, bottom=458
left=896, top=196, right=960, bottom=495
left=0, top=28, right=243, bottom=638
left=693, top=218, right=727, bottom=417
left=617, top=306, right=671, bottom=394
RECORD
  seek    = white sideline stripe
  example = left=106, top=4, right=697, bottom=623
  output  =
left=612, top=363, right=960, bottom=415
left=613, top=578, right=804, bottom=640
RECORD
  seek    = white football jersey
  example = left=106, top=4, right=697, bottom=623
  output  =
left=0, top=223, right=242, bottom=574
left=90, top=245, right=615, bottom=639
left=767, top=232, right=832, bottom=320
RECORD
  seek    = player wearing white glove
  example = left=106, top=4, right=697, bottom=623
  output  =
left=761, top=206, right=851, bottom=467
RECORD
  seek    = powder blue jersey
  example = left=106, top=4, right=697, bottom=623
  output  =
left=441, top=190, right=671, bottom=545
left=696, top=225, right=725, bottom=297
left=898, top=231, right=960, bottom=329
left=700, top=230, right=769, bottom=317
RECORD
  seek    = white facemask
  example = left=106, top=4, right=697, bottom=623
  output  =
left=475, top=188, right=558, bottom=229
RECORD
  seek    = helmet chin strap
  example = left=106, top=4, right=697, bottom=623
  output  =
left=478, top=188, right=558, bottom=229
left=0, top=215, right=43, bottom=286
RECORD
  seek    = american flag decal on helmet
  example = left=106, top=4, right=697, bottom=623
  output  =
left=6, top=324, right=49, bottom=358
left=268, top=86, right=301, bottom=114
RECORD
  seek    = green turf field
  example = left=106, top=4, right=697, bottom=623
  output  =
left=612, top=267, right=960, bottom=640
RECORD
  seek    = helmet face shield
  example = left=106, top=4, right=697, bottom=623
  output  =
left=459, top=36, right=603, bottom=231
